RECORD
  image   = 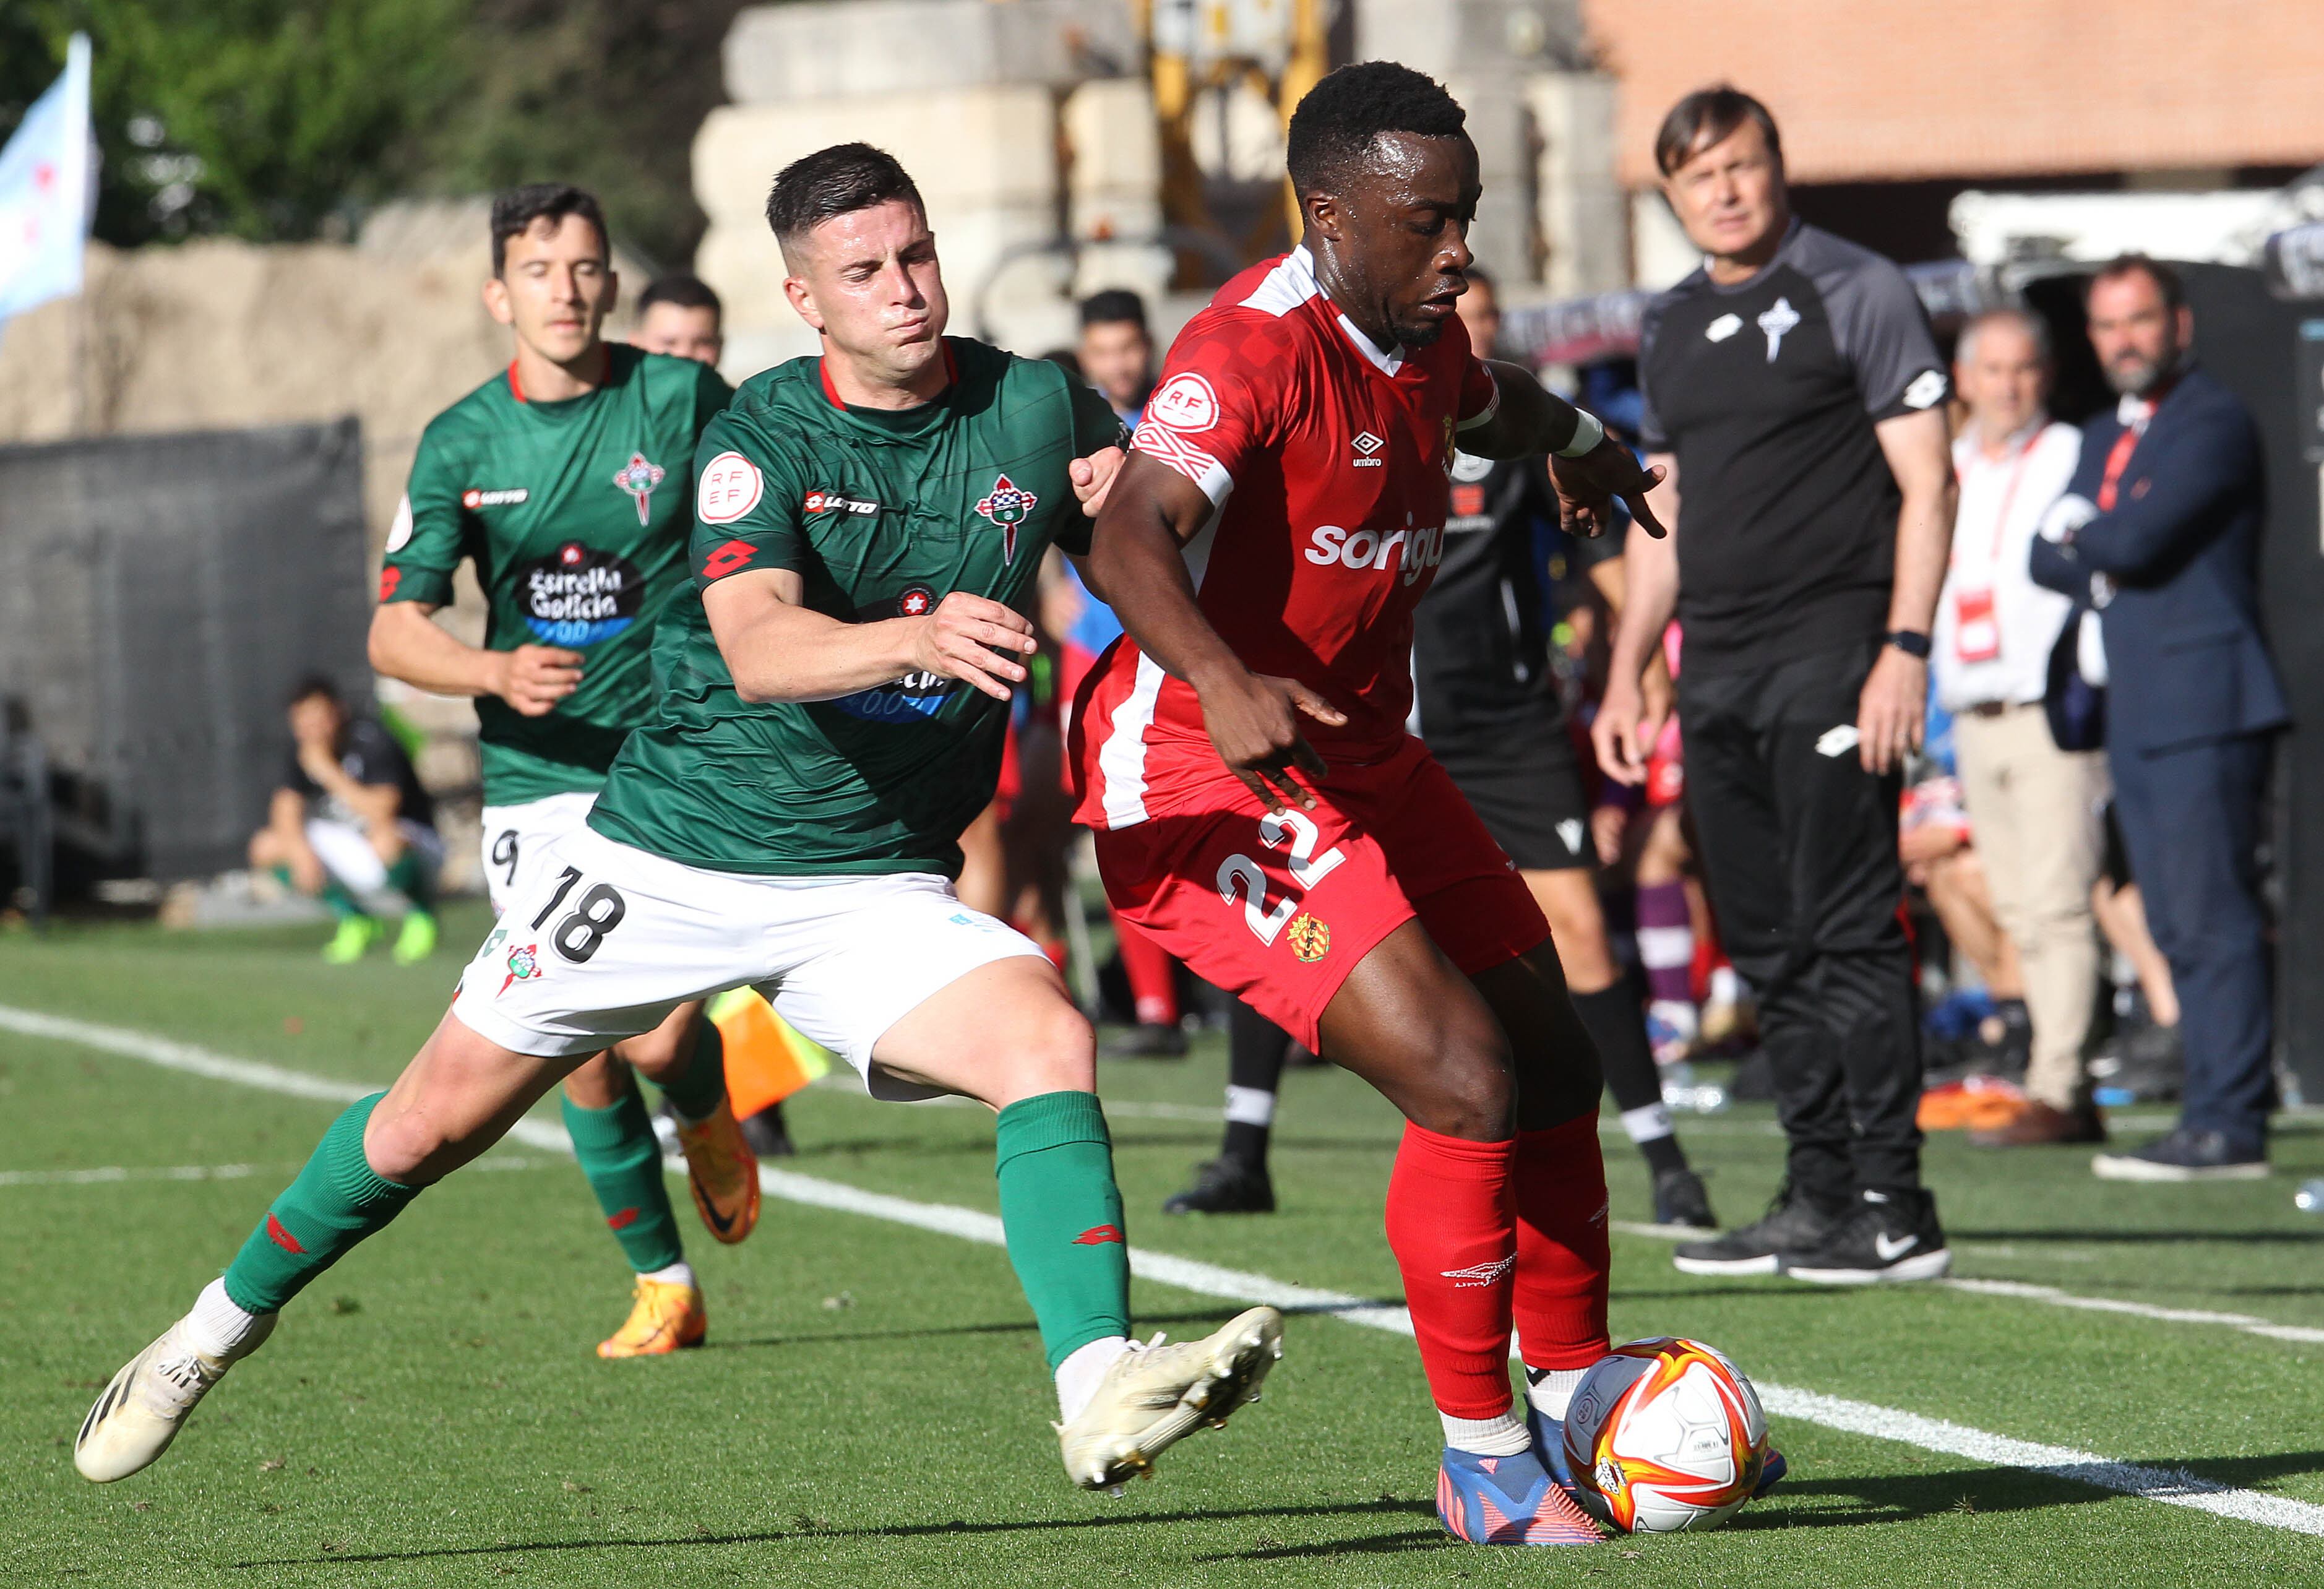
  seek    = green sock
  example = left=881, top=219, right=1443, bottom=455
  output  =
left=318, top=876, right=364, bottom=920
left=561, top=1080, right=685, bottom=1274
left=994, top=1091, right=1132, bottom=1370
left=655, top=1014, right=727, bottom=1124
left=222, top=1094, right=420, bottom=1314
left=384, top=850, right=434, bottom=915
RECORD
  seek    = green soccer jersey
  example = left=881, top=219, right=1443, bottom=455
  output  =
left=588, top=338, right=1128, bottom=876
left=383, top=345, right=734, bottom=805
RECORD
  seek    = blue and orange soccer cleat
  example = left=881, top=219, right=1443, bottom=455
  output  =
left=1435, top=1446, right=1604, bottom=1546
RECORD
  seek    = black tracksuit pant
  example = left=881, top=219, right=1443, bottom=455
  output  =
left=1679, top=636, right=1925, bottom=1204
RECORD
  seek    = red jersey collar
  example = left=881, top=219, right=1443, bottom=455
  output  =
left=818, top=340, right=958, bottom=408
left=507, top=343, right=611, bottom=404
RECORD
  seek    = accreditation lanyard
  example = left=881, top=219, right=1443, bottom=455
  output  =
left=1950, top=436, right=2036, bottom=665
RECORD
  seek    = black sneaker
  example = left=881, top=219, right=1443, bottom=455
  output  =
left=1671, top=1184, right=1847, bottom=1277
left=739, top=1101, right=796, bottom=1158
left=1651, top=1167, right=1718, bottom=1232
left=1161, top=1156, right=1275, bottom=1215
left=1783, top=1188, right=1951, bottom=1284
left=1101, top=1023, right=1189, bottom=1059
left=2092, top=1128, right=2266, bottom=1182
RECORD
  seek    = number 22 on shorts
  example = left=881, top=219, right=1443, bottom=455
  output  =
left=1216, top=809, right=1344, bottom=945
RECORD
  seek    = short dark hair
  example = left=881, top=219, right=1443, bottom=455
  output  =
left=637, top=273, right=723, bottom=320
left=490, top=183, right=609, bottom=276
left=1078, top=288, right=1148, bottom=332
left=2086, top=252, right=2185, bottom=313
left=765, top=144, right=924, bottom=260
left=1654, top=85, right=1783, bottom=177
left=287, top=673, right=341, bottom=708
left=1286, top=61, right=1467, bottom=196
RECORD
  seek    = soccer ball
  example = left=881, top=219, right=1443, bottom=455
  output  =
left=1561, top=1337, right=1770, bottom=1533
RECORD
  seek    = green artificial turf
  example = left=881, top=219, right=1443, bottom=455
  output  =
left=4, top=909, right=2323, bottom=1586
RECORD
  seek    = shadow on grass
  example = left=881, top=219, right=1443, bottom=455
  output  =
left=706, top=1296, right=1409, bottom=1352
left=1728, top=1447, right=2324, bottom=1530
left=228, top=1497, right=1435, bottom=1569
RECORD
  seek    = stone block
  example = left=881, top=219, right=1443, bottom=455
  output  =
left=693, top=92, right=1060, bottom=230
left=1355, top=0, right=1583, bottom=82
left=724, top=0, right=1138, bottom=105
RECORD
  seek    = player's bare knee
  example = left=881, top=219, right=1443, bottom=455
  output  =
left=1405, top=1015, right=1516, bottom=1140
left=991, top=993, right=1096, bottom=1103
left=560, top=1050, right=629, bottom=1109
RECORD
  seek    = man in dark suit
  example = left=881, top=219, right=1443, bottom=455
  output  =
left=2032, top=254, right=2287, bottom=1180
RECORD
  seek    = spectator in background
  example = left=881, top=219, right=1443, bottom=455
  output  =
left=1597, top=86, right=1959, bottom=1284
left=629, top=274, right=724, bottom=366
left=1062, top=290, right=1185, bottom=1056
left=1934, top=309, right=2107, bottom=1147
left=2033, top=256, right=2287, bottom=1181
left=248, top=675, right=441, bottom=965
left=1077, top=289, right=1155, bottom=424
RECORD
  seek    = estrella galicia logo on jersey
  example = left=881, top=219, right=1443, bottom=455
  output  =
left=518, top=541, right=644, bottom=646
left=973, top=473, right=1037, bottom=565
left=611, top=452, right=665, bottom=526
left=830, top=588, right=959, bottom=723
left=462, top=486, right=529, bottom=509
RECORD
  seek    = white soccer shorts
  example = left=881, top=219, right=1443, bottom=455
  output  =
left=449, top=826, right=1048, bottom=1100
left=304, top=817, right=443, bottom=898
left=479, top=790, right=601, bottom=917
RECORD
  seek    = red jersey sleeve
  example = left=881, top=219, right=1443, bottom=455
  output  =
left=1130, top=312, right=1287, bottom=507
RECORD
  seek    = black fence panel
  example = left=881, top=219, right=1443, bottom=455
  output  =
left=0, top=418, right=371, bottom=882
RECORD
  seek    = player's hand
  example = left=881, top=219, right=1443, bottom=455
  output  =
left=1196, top=668, right=1346, bottom=814
left=293, top=740, right=339, bottom=787
left=1591, top=673, right=1663, bottom=788
left=1856, top=645, right=1925, bottom=775
left=1070, top=446, right=1126, bottom=519
left=491, top=645, right=585, bottom=717
left=908, top=591, right=1037, bottom=702
left=1550, top=436, right=1668, bottom=540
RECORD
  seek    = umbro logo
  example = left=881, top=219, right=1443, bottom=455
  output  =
left=1758, top=296, right=1801, bottom=361
left=1440, top=1254, right=1515, bottom=1288
left=1352, top=431, right=1385, bottom=468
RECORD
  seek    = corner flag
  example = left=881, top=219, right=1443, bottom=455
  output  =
left=0, top=33, right=93, bottom=321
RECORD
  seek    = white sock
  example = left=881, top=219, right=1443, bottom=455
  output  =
left=1223, top=1085, right=1277, bottom=1127
left=1441, top=1408, right=1531, bottom=1457
left=1525, top=1366, right=1588, bottom=1423
left=1708, top=966, right=1741, bottom=1006
left=183, top=1278, right=270, bottom=1360
left=1056, top=1334, right=1130, bottom=1423
left=643, top=1260, right=697, bottom=1290
left=1620, top=1101, right=1676, bottom=1145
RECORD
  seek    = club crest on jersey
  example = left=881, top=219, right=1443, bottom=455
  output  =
left=499, top=942, right=541, bottom=995
left=974, top=473, right=1037, bottom=564
left=1287, top=912, right=1330, bottom=963
left=610, top=453, right=664, bottom=525
left=1758, top=296, right=1801, bottom=362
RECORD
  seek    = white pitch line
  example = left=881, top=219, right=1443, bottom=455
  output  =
left=1609, top=1217, right=2324, bottom=1348
left=0, top=1162, right=265, bottom=1187
left=9, top=999, right=2323, bottom=1536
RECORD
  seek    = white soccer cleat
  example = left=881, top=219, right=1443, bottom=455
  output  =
left=1056, top=1305, right=1285, bottom=1491
left=74, top=1315, right=274, bottom=1483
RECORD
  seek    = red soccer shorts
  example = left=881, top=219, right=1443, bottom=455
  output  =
left=1091, top=734, right=1549, bottom=1051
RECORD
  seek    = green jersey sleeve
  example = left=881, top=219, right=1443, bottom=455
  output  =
left=691, top=408, right=806, bottom=589
left=382, top=421, right=470, bottom=606
left=1055, top=379, right=1134, bottom=558
left=691, top=358, right=735, bottom=431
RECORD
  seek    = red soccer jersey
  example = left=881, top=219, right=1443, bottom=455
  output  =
left=1073, top=246, right=1500, bottom=830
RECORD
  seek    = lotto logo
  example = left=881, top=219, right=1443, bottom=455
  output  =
left=1302, top=522, right=1445, bottom=585
left=461, top=486, right=528, bottom=509
left=698, top=451, right=764, bottom=523
left=700, top=539, right=756, bottom=580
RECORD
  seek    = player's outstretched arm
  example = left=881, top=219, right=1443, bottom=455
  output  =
left=367, top=602, right=582, bottom=718
left=1087, top=452, right=1345, bottom=812
left=1464, top=359, right=1667, bottom=541
left=703, top=567, right=1036, bottom=704
left=1590, top=453, right=1682, bottom=788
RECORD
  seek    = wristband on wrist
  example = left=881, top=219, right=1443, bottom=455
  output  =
left=1555, top=408, right=1605, bottom=459
left=1884, top=628, right=1932, bottom=659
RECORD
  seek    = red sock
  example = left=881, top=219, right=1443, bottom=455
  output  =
left=1112, top=915, right=1180, bottom=1026
left=1382, top=1122, right=1517, bottom=1418
left=1512, top=1114, right=1612, bottom=1373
